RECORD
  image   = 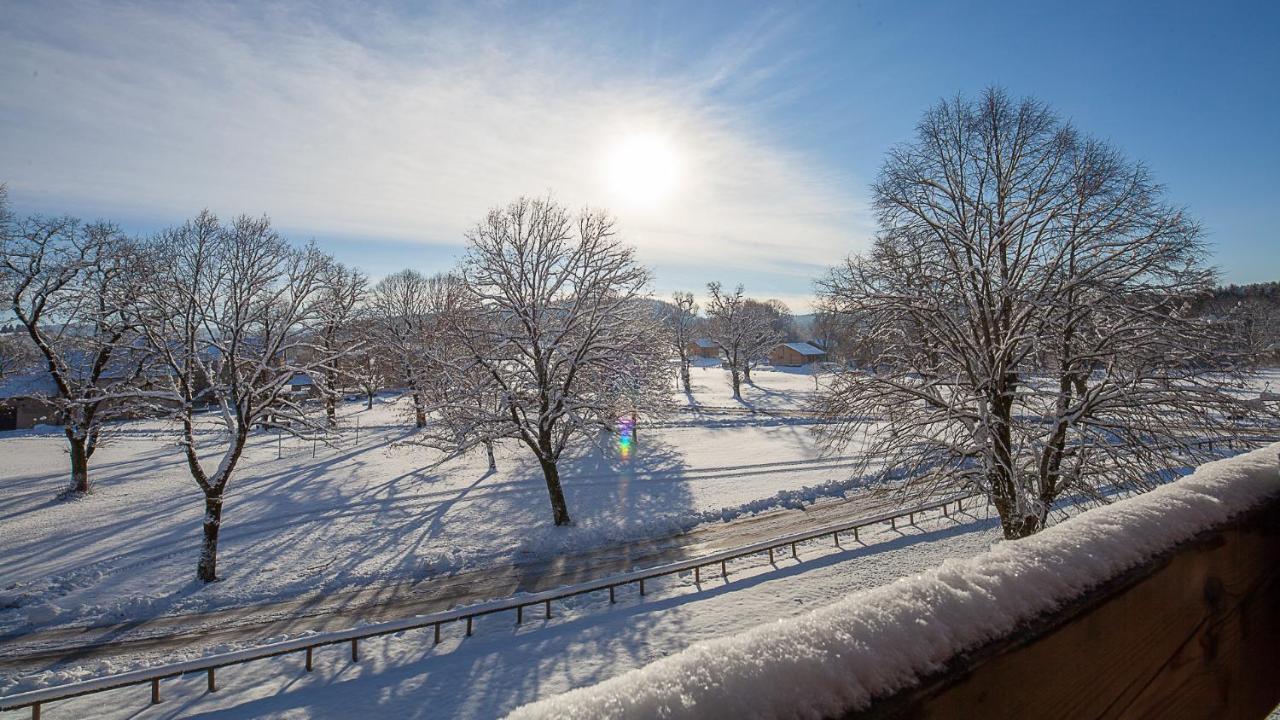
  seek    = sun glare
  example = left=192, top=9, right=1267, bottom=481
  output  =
left=602, top=133, right=680, bottom=208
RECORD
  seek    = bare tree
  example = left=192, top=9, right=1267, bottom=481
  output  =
left=368, top=270, right=432, bottom=427
left=705, top=283, right=781, bottom=398
left=816, top=88, right=1259, bottom=539
left=414, top=272, right=509, bottom=472
left=740, top=298, right=789, bottom=383
left=668, top=291, right=698, bottom=394
left=448, top=196, right=667, bottom=526
left=138, top=211, right=333, bottom=582
left=313, top=261, right=367, bottom=426
left=0, top=186, right=148, bottom=494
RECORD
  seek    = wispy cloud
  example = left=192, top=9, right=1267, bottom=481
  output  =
left=0, top=1, right=873, bottom=307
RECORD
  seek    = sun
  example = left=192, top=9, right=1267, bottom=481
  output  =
left=602, top=133, right=680, bottom=208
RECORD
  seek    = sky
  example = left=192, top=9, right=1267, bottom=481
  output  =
left=1, top=0, right=1277, bottom=312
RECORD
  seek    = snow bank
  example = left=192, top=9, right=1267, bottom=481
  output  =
left=507, top=444, right=1280, bottom=720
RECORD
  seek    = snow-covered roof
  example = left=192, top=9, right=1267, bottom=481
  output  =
left=0, top=372, right=58, bottom=400
left=508, top=444, right=1280, bottom=720
left=779, top=342, right=825, bottom=356
left=692, top=338, right=719, bottom=348
left=287, top=372, right=315, bottom=386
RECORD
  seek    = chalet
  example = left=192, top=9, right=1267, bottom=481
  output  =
left=687, top=338, right=721, bottom=359
left=769, top=341, right=826, bottom=367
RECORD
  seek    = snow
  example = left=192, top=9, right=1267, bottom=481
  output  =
left=780, top=342, right=824, bottom=356
left=2, top=362, right=1274, bottom=718
left=2, top=493, right=1010, bottom=718
left=507, top=443, right=1280, bottom=720
left=0, top=367, right=851, bottom=648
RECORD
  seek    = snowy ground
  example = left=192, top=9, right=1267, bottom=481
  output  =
left=3, top=503, right=1007, bottom=719
left=2, top=363, right=1276, bottom=717
left=0, top=367, right=874, bottom=675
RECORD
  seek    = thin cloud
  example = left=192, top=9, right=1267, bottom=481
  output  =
left=0, top=1, right=873, bottom=307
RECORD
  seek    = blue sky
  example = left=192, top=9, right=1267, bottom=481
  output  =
left=2, top=0, right=1276, bottom=310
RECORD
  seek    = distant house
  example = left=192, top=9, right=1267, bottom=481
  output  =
left=285, top=371, right=319, bottom=399
left=769, top=342, right=827, bottom=367
left=0, top=373, right=60, bottom=431
left=687, top=338, right=721, bottom=359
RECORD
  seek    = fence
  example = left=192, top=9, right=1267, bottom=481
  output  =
left=0, top=492, right=986, bottom=719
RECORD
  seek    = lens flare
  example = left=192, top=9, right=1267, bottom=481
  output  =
left=617, top=415, right=636, bottom=458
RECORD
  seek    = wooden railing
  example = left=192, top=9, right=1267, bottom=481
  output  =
left=0, top=492, right=986, bottom=719
left=845, top=492, right=1280, bottom=719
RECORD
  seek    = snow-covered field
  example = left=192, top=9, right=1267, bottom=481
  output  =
left=4, top=498, right=1006, bottom=719
left=0, top=366, right=869, bottom=660
left=2, top=364, right=1276, bottom=718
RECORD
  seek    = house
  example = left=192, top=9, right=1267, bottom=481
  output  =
left=769, top=341, right=827, bottom=367
left=0, top=373, right=60, bottom=431
left=285, top=371, right=320, bottom=399
left=687, top=338, right=720, bottom=359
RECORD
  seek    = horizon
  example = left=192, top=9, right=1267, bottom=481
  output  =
left=2, top=0, right=1277, bottom=312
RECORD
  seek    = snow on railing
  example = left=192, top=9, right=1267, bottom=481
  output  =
left=506, top=444, right=1280, bottom=720
left=0, top=491, right=988, bottom=718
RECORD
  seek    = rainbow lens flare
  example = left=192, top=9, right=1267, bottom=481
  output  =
left=617, top=415, right=636, bottom=458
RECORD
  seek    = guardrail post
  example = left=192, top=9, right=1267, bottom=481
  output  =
left=833, top=531, right=840, bottom=547
left=639, top=578, right=646, bottom=596
left=609, top=586, right=616, bottom=603
left=351, top=638, right=359, bottom=662
left=854, top=526, right=859, bottom=542
left=791, top=541, right=798, bottom=557
left=32, top=702, right=40, bottom=720
left=721, top=559, right=727, bottom=578
left=152, top=677, right=162, bottom=704
left=694, top=566, right=701, bottom=583
left=891, top=517, right=897, bottom=530
left=466, top=617, right=473, bottom=636
left=207, top=667, right=217, bottom=693
left=768, top=547, right=775, bottom=563
left=517, top=605, right=524, bottom=624
left=545, top=599, right=552, bottom=619
left=434, top=622, right=441, bottom=645
left=909, top=512, right=915, bottom=525
left=306, top=647, right=313, bottom=671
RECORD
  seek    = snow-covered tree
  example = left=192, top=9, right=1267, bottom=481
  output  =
left=705, top=283, right=782, bottom=399
left=138, top=211, right=334, bottom=582
left=0, top=185, right=149, bottom=494
left=815, top=88, right=1261, bottom=539
left=667, top=291, right=698, bottom=393
left=449, top=196, right=668, bottom=526
left=367, top=270, right=433, bottom=427
left=740, top=298, right=789, bottom=382
left=412, top=272, right=510, bottom=472
left=313, top=261, right=367, bottom=425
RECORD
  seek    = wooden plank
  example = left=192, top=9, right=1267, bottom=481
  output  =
left=850, top=499, right=1280, bottom=720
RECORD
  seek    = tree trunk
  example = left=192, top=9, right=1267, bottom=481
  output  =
left=743, top=364, right=752, bottom=383
left=538, top=458, right=572, bottom=526
left=485, top=440, right=497, bottom=472
left=366, top=390, right=374, bottom=410
left=325, top=394, right=337, bottom=426
left=680, top=361, right=691, bottom=394
left=412, top=392, right=426, bottom=428
left=197, top=492, right=224, bottom=582
left=66, top=433, right=91, bottom=495
left=730, top=368, right=742, bottom=399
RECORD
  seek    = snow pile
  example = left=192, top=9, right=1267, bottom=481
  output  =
left=507, top=444, right=1280, bottom=720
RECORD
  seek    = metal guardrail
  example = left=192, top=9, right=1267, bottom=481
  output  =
left=0, top=492, right=987, bottom=718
